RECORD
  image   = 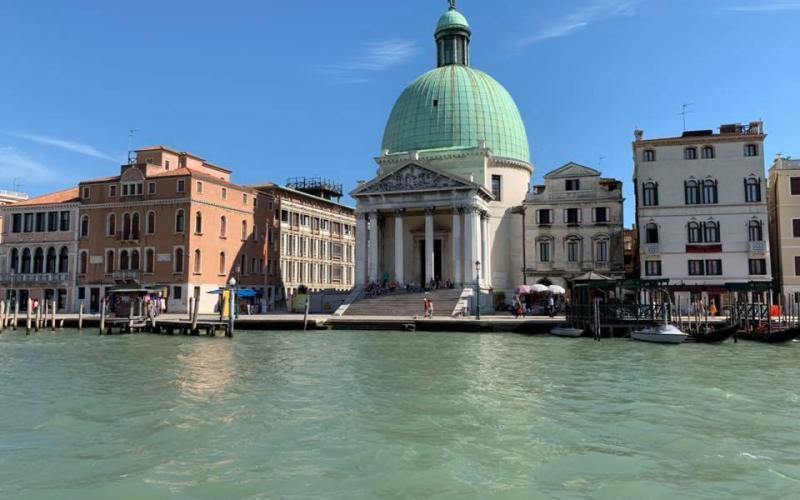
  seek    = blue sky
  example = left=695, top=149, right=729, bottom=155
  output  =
left=2, top=0, right=799, bottom=225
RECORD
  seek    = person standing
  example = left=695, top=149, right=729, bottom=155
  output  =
left=428, top=298, right=434, bottom=319
left=548, top=295, right=555, bottom=318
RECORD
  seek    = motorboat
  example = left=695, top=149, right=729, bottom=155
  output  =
left=631, top=324, right=688, bottom=344
left=550, top=325, right=584, bottom=338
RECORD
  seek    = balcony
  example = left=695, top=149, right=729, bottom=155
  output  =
left=644, top=244, right=660, bottom=255
left=112, top=270, right=141, bottom=282
left=0, top=272, right=68, bottom=284
left=749, top=241, right=767, bottom=254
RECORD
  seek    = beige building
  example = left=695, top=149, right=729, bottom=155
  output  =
left=0, top=189, right=81, bottom=311
left=0, top=189, right=29, bottom=242
left=768, top=155, right=800, bottom=298
left=524, top=163, right=625, bottom=287
left=254, top=179, right=356, bottom=308
left=77, top=146, right=271, bottom=314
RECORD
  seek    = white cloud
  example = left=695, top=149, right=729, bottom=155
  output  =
left=0, top=147, right=58, bottom=185
left=321, top=39, right=418, bottom=84
left=5, top=131, right=122, bottom=163
left=727, top=2, right=800, bottom=12
left=518, top=0, right=643, bottom=46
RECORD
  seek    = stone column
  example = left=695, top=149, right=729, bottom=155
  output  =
left=481, top=211, right=491, bottom=285
left=368, top=211, right=380, bottom=283
left=355, top=212, right=367, bottom=285
left=452, top=209, right=462, bottom=286
left=394, top=209, right=405, bottom=285
left=425, top=207, right=435, bottom=285
left=463, top=207, right=476, bottom=284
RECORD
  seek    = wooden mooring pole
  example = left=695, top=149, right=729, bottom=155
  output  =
left=303, top=297, right=310, bottom=331
left=0, top=300, right=6, bottom=333
left=191, top=288, right=200, bottom=334
left=99, top=299, right=106, bottom=335
left=78, top=303, right=84, bottom=330
left=12, top=300, right=19, bottom=331
left=50, top=300, right=56, bottom=332
left=25, top=298, right=32, bottom=335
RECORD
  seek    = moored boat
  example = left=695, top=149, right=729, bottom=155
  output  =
left=550, top=325, right=584, bottom=338
left=687, top=323, right=738, bottom=343
left=631, top=324, right=688, bottom=344
left=737, top=325, right=800, bottom=344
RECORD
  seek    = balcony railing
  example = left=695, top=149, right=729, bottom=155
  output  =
left=0, top=272, right=68, bottom=284
left=644, top=244, right=660, bottom=255
left=749, top=241, right=767, bottom=254
left=112, top=270, right=141, bottom=282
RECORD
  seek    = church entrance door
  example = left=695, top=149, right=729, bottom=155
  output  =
left=419, top=239, right=443, bottom=284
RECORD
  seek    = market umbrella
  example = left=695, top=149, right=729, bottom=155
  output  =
left=531, top=284, right=549, bottom=293
left=516, top=285, right=532, bottom=295
left=548, top=285, right=566, bottom=295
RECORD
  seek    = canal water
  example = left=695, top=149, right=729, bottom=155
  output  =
left=0, top=330, right=798, bottom=499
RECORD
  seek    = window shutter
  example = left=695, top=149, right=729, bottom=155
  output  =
left=684, top=181, right=688, bottom=204
left=743, top=178, right=748, bottom=201
left=757, top=178, right=762, bottom=202
left=578, top=209, right=583, bottom=223
left=563, top=210, right=568, bottom=223
left=654, top=183, right=659, bottom=206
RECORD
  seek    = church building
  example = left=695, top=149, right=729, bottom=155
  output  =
left=351, top=2, right=533, bottom=310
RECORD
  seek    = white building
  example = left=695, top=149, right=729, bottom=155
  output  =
left=524, top=163, right=625, bottom=288
left=633, top=122, right=772, bottom=307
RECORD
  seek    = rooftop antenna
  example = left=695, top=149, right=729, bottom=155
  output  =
left=12, top=177, right=21, bottom=193
left=679, top=103, right=694, bottom=132
left=127, top=129, right=138, bottom=164
left=598, top=155, right=606, bottom=169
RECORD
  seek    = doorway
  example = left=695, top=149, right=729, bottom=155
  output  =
left=90, top=287, right=100, bottom=314
left=419, top=239, right=443, bottom=284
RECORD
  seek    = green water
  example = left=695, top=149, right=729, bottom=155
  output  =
left=0, top=330, right=798, bottom=499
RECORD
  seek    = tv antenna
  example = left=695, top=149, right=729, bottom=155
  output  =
left=127, top=129, right=138, bottom=163
left=12, top=177, right=22, bottom=193
left=679, top=103, right=694, bottom=131
left=598, top=155, right=606, bottom=169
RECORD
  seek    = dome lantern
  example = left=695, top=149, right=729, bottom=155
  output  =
left=436, top=1, right=471, bottom=67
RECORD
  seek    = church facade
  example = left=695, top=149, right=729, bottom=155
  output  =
left=352, top=3, right=533, bottom=306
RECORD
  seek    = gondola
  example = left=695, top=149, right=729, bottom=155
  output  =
left=736, top=325, right=800, bottom=344
left=686, top=323, right=739, bottom=343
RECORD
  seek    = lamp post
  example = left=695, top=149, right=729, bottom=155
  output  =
left=228, top=277, right=237, bottom=335
left=475, top=260, right=481, bottom=320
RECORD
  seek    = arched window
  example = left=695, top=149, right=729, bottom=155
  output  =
left=131, top=212, right=140, bottom=240
left=704, top=221, right=720, bottom=243
left=107, top=213, right=116, bottom=236
left=194, top=249, right=202, bottom=274
left=21, top=248, right=31, bottom=274
left=80, top=215, right=89, bottom=238
left=220, top=216, right=227, bottom=238
left=702, top=179, right=718, bottom=204
left=219, top=251, right=226, bottom=275
left=10, top=248, right=19, bottom=272
left=745, top=177, right=761, bottom=202
left=123, top=213, right=131, bottom=240
left=79, top=251, right=88, bottom=275
left=120, top=250, right=129, bottom=271
left=58, top=247, right=68, bottom=273
left=748, top=220, right=763, bottom=242
left=174, top=248, right=184, bottom=273
left=242, top=220, right=248, bottom=241
left=106, top=250, right=115, bottom=274
left=685, top=180, right=700, bottom=205
left=33, top=248, right=44, bottom=273
left=702, top=146, right=715, bottom=159
left=684, top=147, right=697, bottom=160
left=688, top=222, right=702, bottom=243
left=643, top=182, right=658, bottom=206
left=146, top=211, right=155, bottom=234
left=175, top=209, right=185, bottom=233
left=645, top=223, right=659, bottom=244
left=145, top=249, right=155, bottom=273
left=131, top=250, right=140, bottom=271
left=195, top=211, right=203, bottom=234
left=45, top=247, right=56, bottom=273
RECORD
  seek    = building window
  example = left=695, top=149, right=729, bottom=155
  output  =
left=145, top=249, right=154, bottom=273
left=595, top=240, right=608, bottom=262
left=491, top=175, right=502, bottom=201
left=45, top=247, right=56, bottom=273
left=219, top=252, right=227, bottom=275
left=59, top=211, right=70, bottom=231
left=119, top=250, right=129, bottom=271
left=685, top=180, right=700, bottom=205
left=107, top=214, right=116, bottom=237
left=194, top=249, right=202, bottom=274
left=146, top=211, right=155, bottom=234
left=221, top=187, right=227, bottom=199
left=688, top=221, right=702, bottom=243
left=177, top=179, right=185, bottom=193
left=122, top=213, right=131, bottom=240
left=642, top=182, right=658, bottom=206
left=109, top=185, right=117, bottom=197
left=702, top=180, right=718, bottom=204
left=701, top=146, right=715, bottom=159
left=684, top=147, right=697, bottom=160
left=793, top=219, right=800, bottom=238
left=80, top=215, right=89, bottom=238
left=645, top=261, right=662, bottom=276
left=165, top=160, right=170, bottom=170
left=23, top=213, right=33, bottom=232
left=106, top=250, right=114, bottom=274
left=175, top=209, right=185, bottom=233
left=196, top=181, right=203, bottom=193
left=21, top=248, right=31, bottom=274
left=131, top=250, right=140, bottom=271
left=749, top=259, right=767, bottom=275
left=220, top=216, right=227, bottom=238
left=567, top=239, right=581, bottom=263
left=537, top=209, right=552, bottom=225
left=131, top=212, right=140, bottom=240
left=47, top=211, right=58, bottom=232
left=565, top=208, right=581, bottom=225
left=35, top=212, right=45, bottom=232
left=82, top=187, right=90, bottom=199
left=11, top=214, right=21, bottom=233
left=539, top=241, right=551, bottom=263
left=791, top=177, right=800, bottom=196
left=565, top=179, right=580, bottom=191
left=643, top=150, right=656, bottom=162
left=703, top=221, right=720, bottom=243
left=242, top=220, right=248, bottom=241
left=281, top=210, right=290, bottom=223
left=744, top=144, right=759, bottom=157
left=195, top=211, right=203, bottom=234
left=148, top=182, right=156, bottom=195
left=594, top=207, right=609, bottom=223
left=174, top=248, right=184, bottom=274
left=173, top=286, right=183, bottom=300
left=749, top=220, right=763, bottom=242
left=79, top=251, right=88, bottom=275
left=243, top=193, right=248, bottom=205
left=688, top=260, right=705, bottom=276
left=744, top=177, right=761, bottom=202
left=706, top=260, right=722, bottom=276
left=795, top=256, right=800, bottom=276
left=645, top=223, right=659, bottom=244
left=58, top=246, right=68, bottom=274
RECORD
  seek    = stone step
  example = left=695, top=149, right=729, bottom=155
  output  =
left=344, top=289, right=464, bottom=317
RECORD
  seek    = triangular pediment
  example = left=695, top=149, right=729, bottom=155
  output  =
left=352, top=163, right=478, bottom=197
left=544, top=162, right=601, bottom=179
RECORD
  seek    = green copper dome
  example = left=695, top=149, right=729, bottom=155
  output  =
left=437, top=9, right=470, bottom=33
left=381, top=65, right=531, bottom=164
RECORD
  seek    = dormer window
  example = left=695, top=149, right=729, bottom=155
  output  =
left=565, top=179, right=580, bottom=191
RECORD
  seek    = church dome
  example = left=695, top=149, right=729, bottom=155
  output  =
left=381, top=6, right=530, bottom=165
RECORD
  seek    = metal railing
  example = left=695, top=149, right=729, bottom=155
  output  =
left=0, top=272, right=68, bottom=283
